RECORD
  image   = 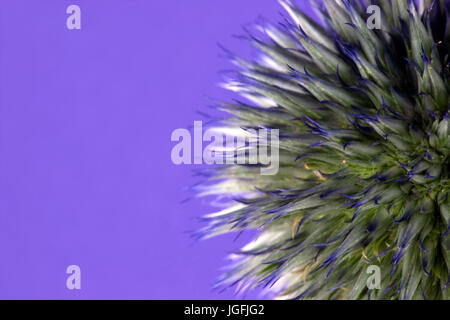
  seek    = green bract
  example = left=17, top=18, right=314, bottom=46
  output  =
left=197, top=0, right=449, bottom=299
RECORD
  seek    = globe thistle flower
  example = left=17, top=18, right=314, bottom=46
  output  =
left=197, top=0, right=449, bottom=300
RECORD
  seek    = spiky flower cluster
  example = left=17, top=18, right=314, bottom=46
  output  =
left=197, top=0, right=449, bottom=299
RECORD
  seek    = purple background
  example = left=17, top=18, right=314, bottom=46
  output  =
left=0, top=0, right=312, bottom=299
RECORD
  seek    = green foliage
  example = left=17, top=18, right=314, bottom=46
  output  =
left=198, top=0, right=449, bottom=299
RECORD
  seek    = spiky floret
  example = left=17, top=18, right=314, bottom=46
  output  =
left=197, top=0, right=450, bottom=299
